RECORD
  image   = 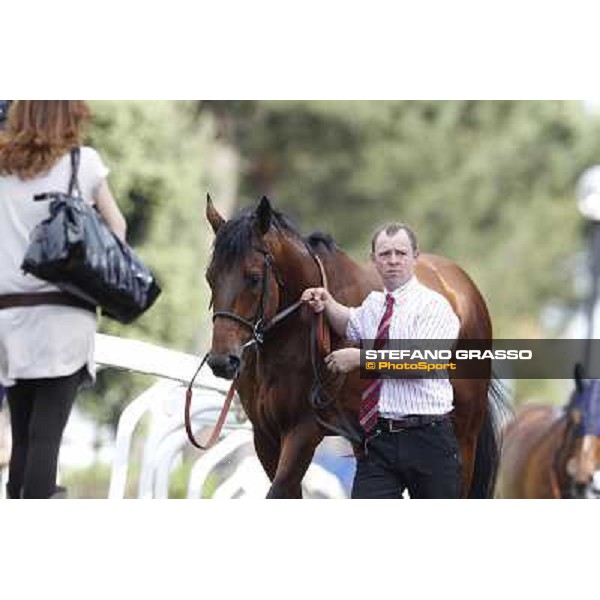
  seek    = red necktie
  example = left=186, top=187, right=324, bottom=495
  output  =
left=359, top=293, right=395, bottom=433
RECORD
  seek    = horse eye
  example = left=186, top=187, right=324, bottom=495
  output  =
left=246, top=273, right=262, bottom=288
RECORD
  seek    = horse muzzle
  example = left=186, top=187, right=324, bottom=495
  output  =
left=207, top=352, right=241, bottom=380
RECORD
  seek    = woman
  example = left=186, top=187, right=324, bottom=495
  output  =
left=0, top=101, right=126, bottom=499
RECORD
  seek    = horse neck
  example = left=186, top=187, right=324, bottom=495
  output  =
left=255, top=234, right=321, bottom=361
left=272, top=234, right=324, bottom=303
left=269, top=229, right=379, bottom=304
left=317, top=247, right=381, bottom=306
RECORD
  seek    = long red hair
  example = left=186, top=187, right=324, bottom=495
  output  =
left=0, top=100, right=91, bottom=179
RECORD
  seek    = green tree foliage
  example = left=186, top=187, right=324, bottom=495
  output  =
left=202, top=101, right=600, bottom=338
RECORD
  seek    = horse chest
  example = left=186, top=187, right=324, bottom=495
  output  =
left=241, top=369, right=308, bottom=433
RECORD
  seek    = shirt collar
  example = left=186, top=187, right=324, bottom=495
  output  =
left=384, top=275, right=417, bottom=301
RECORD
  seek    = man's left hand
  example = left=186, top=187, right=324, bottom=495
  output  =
left=324, top=348, right=361, bottom=374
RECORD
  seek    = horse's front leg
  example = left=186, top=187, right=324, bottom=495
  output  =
left=266, top=420, right=323, bottom=499
left=253, top=428, right=280, bottom=482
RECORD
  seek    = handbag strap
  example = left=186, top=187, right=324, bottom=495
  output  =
left=32, top=147, right=83, bottom=203
left=68, top=147, right=82, bottom=198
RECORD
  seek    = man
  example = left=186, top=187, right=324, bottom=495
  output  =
left=301, top=223, right=461, bottom=498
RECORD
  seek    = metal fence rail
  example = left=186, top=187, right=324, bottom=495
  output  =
left=97, top=334, right=349, bottom=499
left=0, top=334, right=349, bottom=499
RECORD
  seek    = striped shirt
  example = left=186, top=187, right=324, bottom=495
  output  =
left=346, top=276, right=460, bottom=417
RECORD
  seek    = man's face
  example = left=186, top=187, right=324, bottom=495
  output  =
left=371, top=229, right=418, bottom=290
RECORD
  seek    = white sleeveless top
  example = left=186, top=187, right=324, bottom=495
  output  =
left=0, top=147, right=109, bottom=387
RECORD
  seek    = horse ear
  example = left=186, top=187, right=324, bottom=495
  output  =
left=206, top=193, right=225, bottom=234
left=255, top=195, right=272, bottom=235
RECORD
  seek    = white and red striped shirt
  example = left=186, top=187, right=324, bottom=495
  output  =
left=346, top=276, right=460, bottom=417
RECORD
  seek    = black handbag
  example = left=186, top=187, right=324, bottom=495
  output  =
left=21, top=148, right=161, bottom=324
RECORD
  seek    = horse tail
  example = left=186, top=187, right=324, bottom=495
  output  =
left=468, top=375, right=513, bottom=498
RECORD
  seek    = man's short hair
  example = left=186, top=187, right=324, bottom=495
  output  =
left=371, top=223, right=419, bottom=255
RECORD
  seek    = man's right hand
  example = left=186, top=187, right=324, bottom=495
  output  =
left=301, top=287, right=331, bottom=313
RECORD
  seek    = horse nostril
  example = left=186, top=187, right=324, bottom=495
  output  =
left=228, top=354, right=241, bottom=373
left=206, top=353, right=241, bottom=380
left=207, top=354, right=220, bottom=370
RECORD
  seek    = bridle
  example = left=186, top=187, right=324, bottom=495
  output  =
left=550, top=392, right=591, bottom=498
left=185, top=240, right=363, bottom=450
left=185, top=243, right=322, bottom=450
left=550, top=386, right=600, bottom=499
left=211, top=246, right=299, bottom=351
left=549, top=409, right=577, bottom=498
left=212, top=241, right=362, bottom=443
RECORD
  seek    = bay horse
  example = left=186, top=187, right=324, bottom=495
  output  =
left=204, top=195, right=508, bottom=498
left=497, top=366, right=600, bottom=499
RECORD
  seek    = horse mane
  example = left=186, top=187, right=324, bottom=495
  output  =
left=210, top=204, right=340, bottom=273
left=210, top=206, right=303, bottom=271
left=304, top=231, right=337, bottom=253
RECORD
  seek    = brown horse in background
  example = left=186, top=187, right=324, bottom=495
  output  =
left=497, top=368, right=600, bottom=499
left=204, top=195, right=508, bottom=498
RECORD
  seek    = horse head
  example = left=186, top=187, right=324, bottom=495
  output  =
left=565, top=367, right=600, bottom=497
left=205, top=195, right=291, bottom=379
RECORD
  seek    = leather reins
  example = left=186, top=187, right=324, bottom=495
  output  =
left=185, top=243, right=357, bottom=450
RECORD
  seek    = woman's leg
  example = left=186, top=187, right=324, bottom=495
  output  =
left=21, top=369, right=83, bottom=499
left=6, top=381, right=35, bottom=499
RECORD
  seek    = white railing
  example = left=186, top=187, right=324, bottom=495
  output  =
left=96, top=334, right=349, bottom=499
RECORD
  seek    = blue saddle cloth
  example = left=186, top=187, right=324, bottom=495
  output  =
left=573, top=380, right=600, bottom=437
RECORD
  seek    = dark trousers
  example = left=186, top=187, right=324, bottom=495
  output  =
left=351, top=417, right=462, bottom=499
left=6, top=368, right=83, bottom=499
